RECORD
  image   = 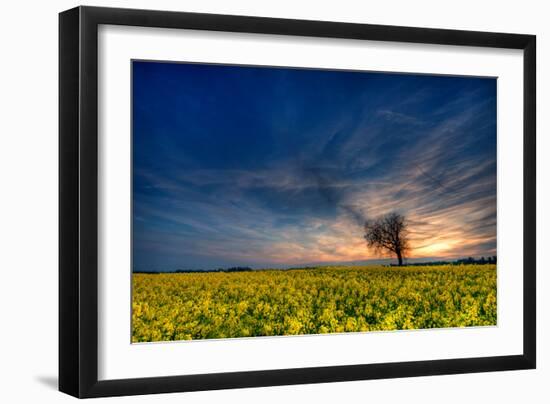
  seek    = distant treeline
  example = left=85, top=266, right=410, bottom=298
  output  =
left=134, top=266, right=320, bottom=274
left=394, top=256, right=497, bottom=267
left=134, top=266, right=254, bottom=274
left=135, top=257, right=498, bottom=274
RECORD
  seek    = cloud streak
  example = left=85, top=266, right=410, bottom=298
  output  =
left=132, top=61, right=496, bottom=270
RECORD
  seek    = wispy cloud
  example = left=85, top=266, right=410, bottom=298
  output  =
left=132, top=62, right=496, bottom=270
left=377, top=109, right=423, bottom=126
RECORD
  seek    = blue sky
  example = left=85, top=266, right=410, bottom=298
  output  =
left=132, top=61, right=496, bottom=271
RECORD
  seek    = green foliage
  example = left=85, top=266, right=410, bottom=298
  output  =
left=132, top=264, right=497, bottom=342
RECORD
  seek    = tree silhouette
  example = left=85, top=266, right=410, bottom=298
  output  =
left=364, top=212, right=410, bottom=266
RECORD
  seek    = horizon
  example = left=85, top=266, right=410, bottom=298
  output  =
left=133, top=254, right=498, bottom=273
left=132, top=61, right=497, bottom=272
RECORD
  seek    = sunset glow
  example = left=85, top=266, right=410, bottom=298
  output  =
left=132, top=62, right=496, bottom=271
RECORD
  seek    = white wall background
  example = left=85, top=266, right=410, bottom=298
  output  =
left=0, top=0, right=546, bottom=402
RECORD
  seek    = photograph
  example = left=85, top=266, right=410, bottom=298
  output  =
left=131, top=60, right=497, bottom=343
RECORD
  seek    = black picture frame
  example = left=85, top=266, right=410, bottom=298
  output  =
left=59, top=5, right=536, bottom=398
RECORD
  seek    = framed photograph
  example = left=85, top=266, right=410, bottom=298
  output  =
left=59, top=6, right=536, bottom=398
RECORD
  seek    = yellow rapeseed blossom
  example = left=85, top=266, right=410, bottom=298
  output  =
left=132, top=264, right=497, bottom=342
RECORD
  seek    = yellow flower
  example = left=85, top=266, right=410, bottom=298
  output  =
left=131, top=264, right=497, bottom=342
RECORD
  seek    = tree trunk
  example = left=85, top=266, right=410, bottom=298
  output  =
left=397, top=250, right=403, bottom=266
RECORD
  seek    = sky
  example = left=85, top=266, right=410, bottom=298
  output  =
left=132, top=61, right=497, bottom=271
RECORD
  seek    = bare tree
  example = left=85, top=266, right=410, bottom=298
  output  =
left=364, top=212, right=410, bottom=266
